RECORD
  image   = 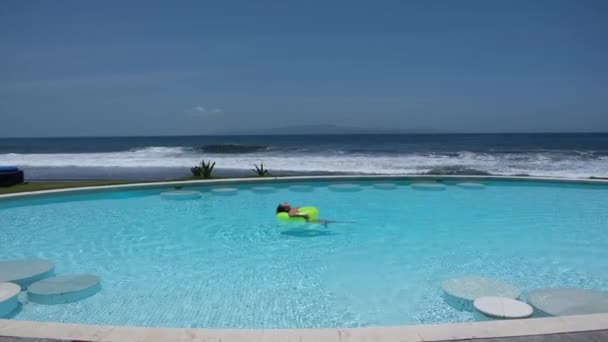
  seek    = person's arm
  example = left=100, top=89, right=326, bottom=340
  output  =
left=291, top=214, right=310, bottom=221
left=288, top=208, right=310, bottom=221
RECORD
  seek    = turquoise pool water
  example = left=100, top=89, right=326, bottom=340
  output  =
left=1, top=179, right=608, bottom=328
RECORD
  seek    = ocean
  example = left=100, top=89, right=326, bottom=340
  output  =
left=1, top=133, right=607, bottom=180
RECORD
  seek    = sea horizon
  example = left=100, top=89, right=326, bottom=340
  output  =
left=3, top=131, right=608, bottom=139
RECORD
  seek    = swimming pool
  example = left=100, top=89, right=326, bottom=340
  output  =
left=1, top=178, right=607, bottom=328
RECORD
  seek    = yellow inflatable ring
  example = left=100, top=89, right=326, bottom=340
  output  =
left=276, top=206, right=319, bottom=223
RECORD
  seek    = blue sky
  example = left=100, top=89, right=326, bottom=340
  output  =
left=1, top=0, right=607, bottom=136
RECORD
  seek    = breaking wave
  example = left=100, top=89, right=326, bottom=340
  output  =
left=194, top=144, right=270, bottom=154
left=1, top=145, right=608, bottom=178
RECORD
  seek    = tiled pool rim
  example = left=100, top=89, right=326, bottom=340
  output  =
left=1, top=175, right=608, bottom=340
left=1, top=314, right=608, bottom=341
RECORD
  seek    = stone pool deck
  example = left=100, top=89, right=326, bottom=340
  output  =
left=1, top=313, right=608, bottom=341
left=8, top=332, right=608, bottom=342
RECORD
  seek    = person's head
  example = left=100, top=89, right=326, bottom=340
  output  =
left=276, top=202, right=291, bottom=213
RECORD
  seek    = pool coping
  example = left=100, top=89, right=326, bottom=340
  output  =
left=2, top=175, right=608, bottom=340
left=1, top=174, right=608, bottom=201
left=1, top=313, right=608, bottom=341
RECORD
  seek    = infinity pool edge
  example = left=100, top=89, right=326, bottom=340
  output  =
left=1, top=175, right=608, bottom=201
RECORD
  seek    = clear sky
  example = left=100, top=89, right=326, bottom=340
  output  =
left=1, top=0, right=607, bottom=137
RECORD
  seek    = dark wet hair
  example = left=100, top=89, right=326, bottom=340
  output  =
left=276, top=204, right=288, bottom=213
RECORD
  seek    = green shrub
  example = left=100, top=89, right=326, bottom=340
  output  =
left=191, top=160, right=216, bottom=178
left=251, top=163, right=270, bottom=177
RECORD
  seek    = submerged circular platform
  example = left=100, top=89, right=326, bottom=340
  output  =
left=527, top=288, right=608, bottom=316
left=442, top=277, right=521, bottom=311
left=328, top=183, right=361, bottom=192
left=457, top=182, right=485, bottom=189
left=28, top=274, right=101, bottom=305
left=288, top=185, right=314, bottom=192
left=210, top=188, right=238, bottom=195
left=251, top=186, right=276, bottom=193
left=160, top=190, right=202, bottom=200
left=411, top=182, right=446, bottom=190
left=0, top=259, right=55, bottom=289
left=474, top=296, right=533, bottom=320
left=373, top=183, right=398, bottom=190
left=0, top=282, right=21, bottom=318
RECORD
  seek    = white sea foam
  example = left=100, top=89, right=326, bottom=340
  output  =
left=1, top=146, right=607, bottom=178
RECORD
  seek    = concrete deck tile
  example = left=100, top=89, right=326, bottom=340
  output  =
left=102, top=326, right=167, bottom=342
left=414, top=322, right=476, bottom=341
left=185, top=328, right=264, bottom=342
left=338, top=327, right=422, bottom=342
left=556, top=313, right=608, bottom=331
left=0, top=321, right=112, bottom=341
left=138, top=328, right=200, bottom=342
left=465, top=319, right=535, bottom=339
left=514, top=316, right=576, bottom=335
left=0, top=319, right=13, bottom=331
left=262, top=328, right=340, bottom=342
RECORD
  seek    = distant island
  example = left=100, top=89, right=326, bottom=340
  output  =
left=213, top=124, right=446, bottom=135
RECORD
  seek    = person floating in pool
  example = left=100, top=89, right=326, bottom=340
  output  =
left=276, top=202, right=312, bottom=220
left=276, top=202, right=350, bottom=225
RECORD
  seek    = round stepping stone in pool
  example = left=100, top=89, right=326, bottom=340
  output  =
left=0, top=259, right=55, bottom=289
left=328, top=184, right=361, bottom=192
left=457, top=182, right=485, bottom=189
left=27, top=274, right=101, bottom=305
left=411, top=182, right=446, bottom=191
left=527, top=288, right=608, bottom=316
left=210, top=187, right=238, bottom=195
left=160, top=190, right=202, bottom=200
left=474, top=296, right=533, bottom=320
left=441, top=277, right=521, bottom=311
left=288, top=185, right=314, bottom=192
left=251, top=186, right=276, bottom=193
left=0, top=282, right=21, bottom=318
left=373, top=183, right=398, bottom=190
